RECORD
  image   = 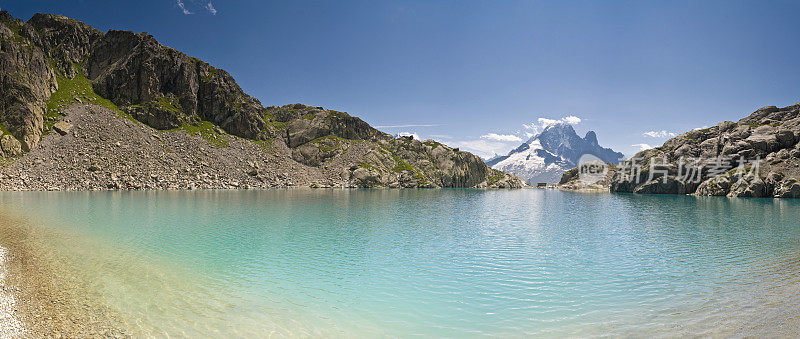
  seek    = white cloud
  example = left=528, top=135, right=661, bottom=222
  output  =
left=536, top=118, right=561, bottom=128
left=643, top=130, right=677, bottom=138
left=632, top=143, right=654, bottom=151
left=480, top=133, right=522, bottom=142
left=176, top=0, right=193, bottom=14
left=206, top=2, right=217, bottom=15
left=692, top=126, right=710, bottom=131
left=523, top=115, right=583, bottom=134
left=452, top=140, right=512, bottom=158
left=562, top=116, right=582, bottom=125
left=395, top=131, right=419, bottom=140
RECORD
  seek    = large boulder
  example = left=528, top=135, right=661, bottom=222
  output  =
left=0, top=134, right=23, bottom=157
left=774, top=179, right=800, bottom=198
left=727, top=176, right=769, bottom=198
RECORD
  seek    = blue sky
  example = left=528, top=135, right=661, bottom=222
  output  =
left=3, top=0, right=800, bottom=157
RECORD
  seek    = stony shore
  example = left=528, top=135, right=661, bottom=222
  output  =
left=0, top=245, right=25, bottom=338
left=0, top=214, right=128, bottom=337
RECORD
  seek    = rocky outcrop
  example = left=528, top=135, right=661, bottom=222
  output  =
left=610, top=104, right=800, bottom=198
left=87, top=30, right=271, bottom=139
left=0, top=12, right=57, bottom=151
left=0, top=11, right=523, bottom=189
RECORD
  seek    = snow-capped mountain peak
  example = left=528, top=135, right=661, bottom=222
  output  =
left=486, top=123, right=622, bottom=185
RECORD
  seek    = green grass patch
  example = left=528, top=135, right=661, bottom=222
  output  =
left=391, top=154, right=425, bottom=180
left=44, top=66, right=128, bottom=131
left=423, top=140, right=444, bottom=150
left=303, top=113, right=315, bottom=120
left=0, top=121, right=12, bottom=137
left=310, top=135, right=346, bottom=144
left=309, top=135, right=349, bottom=152
left=742, top=121, right=782, bottom=128
left=487, top=170, right=505, bottom=185
left=174, top=121, right=229, bottom=147
left=327, top=110, right=350, bottom=118
left=251, top=139, right=274, bottom=153
left=200, top=66, right=220, bottom=82
left=3, top=19, right=27, bottom=45
left=267, top=120, right=287, bottom=131
left=358, top=161, right=378, bottom=171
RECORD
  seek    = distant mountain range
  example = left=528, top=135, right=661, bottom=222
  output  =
left=486, top=124, right=623, bottom=184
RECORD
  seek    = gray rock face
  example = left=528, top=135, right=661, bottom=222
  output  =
left=0, top=11, right=57, bottom=151
left=0, top=11, right=524, bottom=189
left=611, top=104, right=800, bottom=198
left=0, top=134, right=23, bottom=157
left=774, top=179, right=800, bottom=198
left=87, top=30, right=270, bottom=139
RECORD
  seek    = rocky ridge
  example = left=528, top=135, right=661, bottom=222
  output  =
left=0, top=12, right=523, bottom=190
left=609, top=104, right=800, bottom=198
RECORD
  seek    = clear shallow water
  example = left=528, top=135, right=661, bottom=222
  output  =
left=1, top=189, right=800, bottom=337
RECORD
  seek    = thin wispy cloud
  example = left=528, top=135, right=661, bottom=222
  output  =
left=205, top=2, right=217, bottom=15
left=632, top=143, right=654, bottom=151
left=374, top=124, right=440, bottom=128
left=480, top=133, right=522, bottom=142
left=176, top=0, right=193, bottom=14
left=643, top=130, right=676, bottom=138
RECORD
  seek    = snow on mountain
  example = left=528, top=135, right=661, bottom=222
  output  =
left=486, top=124, right=623, bottom=184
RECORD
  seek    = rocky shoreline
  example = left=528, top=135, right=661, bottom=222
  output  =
left=0, top=213, right=129, bottom=337
left=0, top=244, right=25, bottom=338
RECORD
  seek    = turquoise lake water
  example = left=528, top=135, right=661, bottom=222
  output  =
left=1, top=189, right=800, bottom=336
